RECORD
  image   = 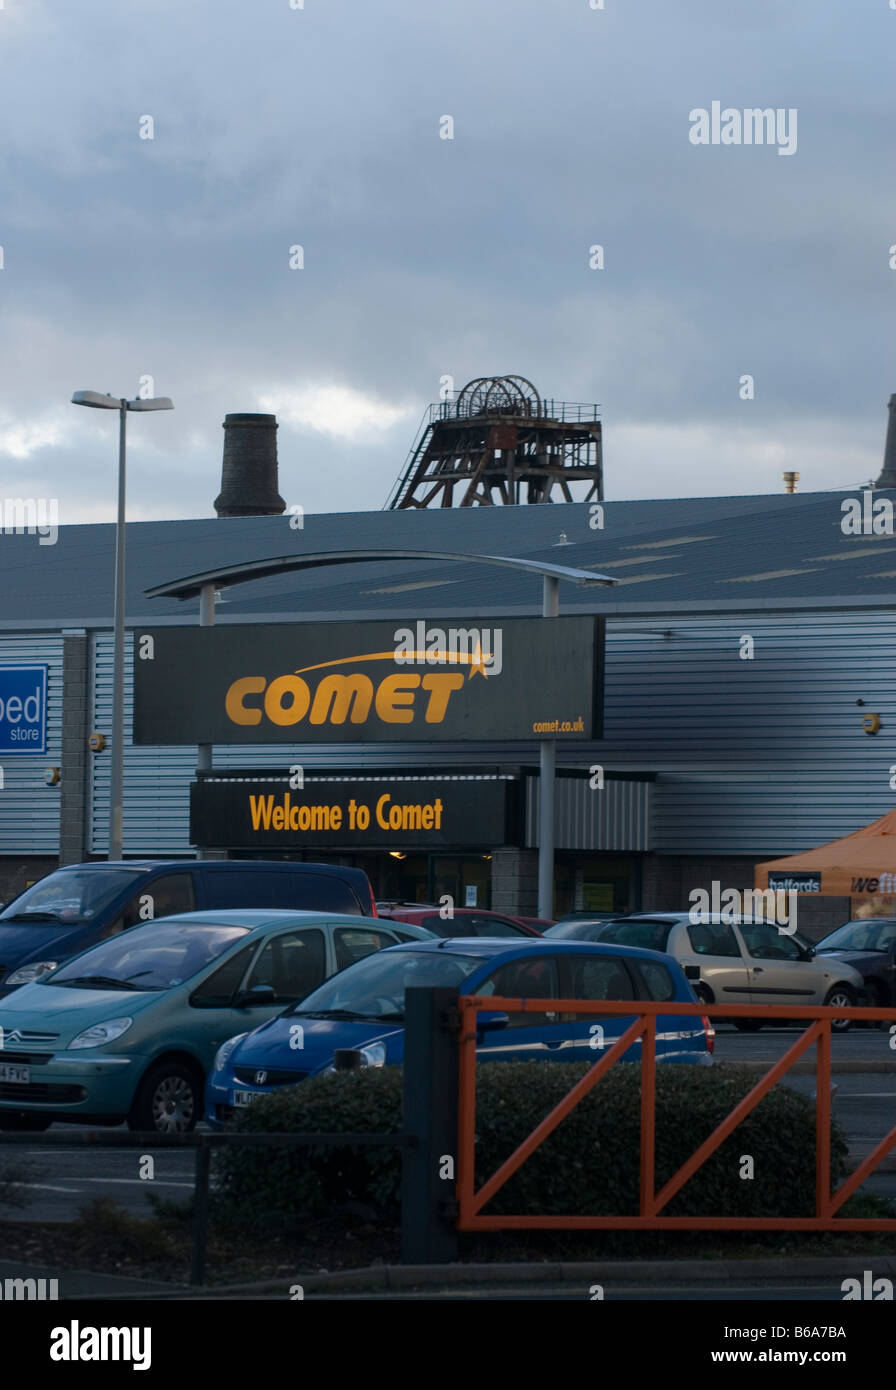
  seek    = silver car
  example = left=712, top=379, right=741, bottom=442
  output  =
left=590, top=913, right=865, bottom=1033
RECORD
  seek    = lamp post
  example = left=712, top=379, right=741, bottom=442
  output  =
left=71, top=390, right=174, bottom=859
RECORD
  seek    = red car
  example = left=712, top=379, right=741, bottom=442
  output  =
left=375, top=903, right=543, bottom=938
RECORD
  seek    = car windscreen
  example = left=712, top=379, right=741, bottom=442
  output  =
left=818, top=919, right=896, bottom=953
left=0, top=867, right=146, bottom=924
left=44, top=923, right=251, bottom=991
left=544, top=921, right=606, bottom=939
left=288, top=948, right=483, bottom=1021
left=595, top=919, right=674, bottom=952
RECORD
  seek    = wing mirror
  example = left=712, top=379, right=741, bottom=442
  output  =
left=236, top=983, right=276, bottom=1007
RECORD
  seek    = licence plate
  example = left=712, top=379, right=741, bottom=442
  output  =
left=232, top=1090, right=255, bottom=1108
left=0, top=1064, right=30, bottom=1084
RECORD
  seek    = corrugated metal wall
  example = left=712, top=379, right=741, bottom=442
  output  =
left=525, top=776, right=651, bottom=851
left=0, top=635, right=63, bottom=854
left=598, top=617, right=896, bottom=856
left=86, top=615, right=896, bottom=858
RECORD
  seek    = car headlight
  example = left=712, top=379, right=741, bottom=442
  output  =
left=68, top=1017, right=133, bottom=1049
left=213, top=1033, right=248, bottom=1073
left=6, top=960, right=58, bottom=986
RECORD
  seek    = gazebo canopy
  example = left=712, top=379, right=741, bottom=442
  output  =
left=755, top=809, right=896, bottom=898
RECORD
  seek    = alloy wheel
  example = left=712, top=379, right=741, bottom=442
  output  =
left=151, top=1075, right=196, bottom=1133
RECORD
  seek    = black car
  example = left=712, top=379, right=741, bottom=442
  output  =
left=0, top=859, right=377, bottom=994
left=815, top=918, right=896, bottom=1013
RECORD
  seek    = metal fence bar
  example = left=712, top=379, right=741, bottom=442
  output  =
left=401, top=987, right=459, bottom=1263
left=830, top=1128, right=896, bottom=1215
left=816, top=1019, right=832, bottom=1219
left=640, top=1013, right=656, bottom=1218
left=456, top=997, right=896, bottom=1233
left=652, top=1021, right=822, bottom=1216
left=0, top=1131, right=414, bottom=1147
left=465, top=1009, right=646, bottom=1220
left=456, top=992, right=479, bottom=1229
left=192, top=1140, right=212, bottom=1285
left=462, top=1215, right=896, bottom=1231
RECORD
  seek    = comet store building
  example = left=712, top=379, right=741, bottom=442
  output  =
left=136, top=614, right=612, bottom=911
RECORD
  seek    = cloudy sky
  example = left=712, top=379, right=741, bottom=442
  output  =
left=1, top=0, right=894, bottom=524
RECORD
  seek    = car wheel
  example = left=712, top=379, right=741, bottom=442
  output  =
left=0, top=1113, right=51, bottom=1131
left=732, top=1019, right=763, bottom=1032
left=128, top=1062, right=202, bottom=1133
left=824, top=985, right=855, bottom=1033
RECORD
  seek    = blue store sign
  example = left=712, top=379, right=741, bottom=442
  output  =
left=0, top=666, right=48, bottom=755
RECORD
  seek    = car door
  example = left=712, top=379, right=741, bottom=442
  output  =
left=240, top=926, right=329, bottom=1008
left=735, top=920, right=819, bottom=1006
left=473, top=954, right=564, bottom=1061
left=186, top=942, right=265, bottom=1069
left=560, top=953, right=640, bottom=1063
left=187, top=928, right=328, bottom=1068
left=678, top=919, right=752, bottom=1004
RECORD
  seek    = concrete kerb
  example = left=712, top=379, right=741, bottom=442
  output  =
left=92, top=1255, right=896, bottom=1300
left=740, top=1061, right=896, bottom=1074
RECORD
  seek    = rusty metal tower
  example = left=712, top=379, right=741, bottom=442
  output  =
left=385, top=375, right=603, bottom=509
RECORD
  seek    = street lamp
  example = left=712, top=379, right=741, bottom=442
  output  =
left=71, top=390, right=174, bottom=860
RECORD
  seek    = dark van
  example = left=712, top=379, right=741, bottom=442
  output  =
left=0, top=860, right=376, bottom=994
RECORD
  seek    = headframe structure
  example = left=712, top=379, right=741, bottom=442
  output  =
left=385, top=375, right=603, bottom=509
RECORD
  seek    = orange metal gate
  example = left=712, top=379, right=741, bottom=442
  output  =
left=456, top=997, right=896, bottom=1230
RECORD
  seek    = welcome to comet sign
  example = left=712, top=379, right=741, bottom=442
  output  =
left=133, top=616, right=603, bottom=744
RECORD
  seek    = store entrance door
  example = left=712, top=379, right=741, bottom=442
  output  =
left=377, top=852, right=493, bottom=909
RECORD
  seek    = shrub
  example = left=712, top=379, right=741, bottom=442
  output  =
left=213, top=1067, right=403, bottom=1229
left=70, top=1198, right=181, bottom=1263
left=212, top=1062, right=849, bottom=1228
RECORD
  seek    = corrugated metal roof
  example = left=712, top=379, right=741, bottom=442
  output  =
left=2, top=489, right=896, bottom=628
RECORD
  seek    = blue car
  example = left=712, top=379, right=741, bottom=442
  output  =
left=206, top=939, right=713, bottom=1125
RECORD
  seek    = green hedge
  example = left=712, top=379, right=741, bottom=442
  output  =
left=211, top=1062, right=849, bottom=1228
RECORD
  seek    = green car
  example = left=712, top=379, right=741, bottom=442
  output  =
left=0, top=909, right=433, bottom=1133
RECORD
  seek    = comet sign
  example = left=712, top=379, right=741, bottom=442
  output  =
left=133, top=616, right=603, bottom=745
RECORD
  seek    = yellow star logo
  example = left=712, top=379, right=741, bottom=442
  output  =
left=467, top=641, right=492, bottom=679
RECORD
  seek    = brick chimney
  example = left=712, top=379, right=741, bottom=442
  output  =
left=214, top=413, right=286, bottom=517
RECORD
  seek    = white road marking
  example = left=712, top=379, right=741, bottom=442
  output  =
left=81, top=1177, right=193, bottom=1188
left=9, top=1182, right=78, bottom=1193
